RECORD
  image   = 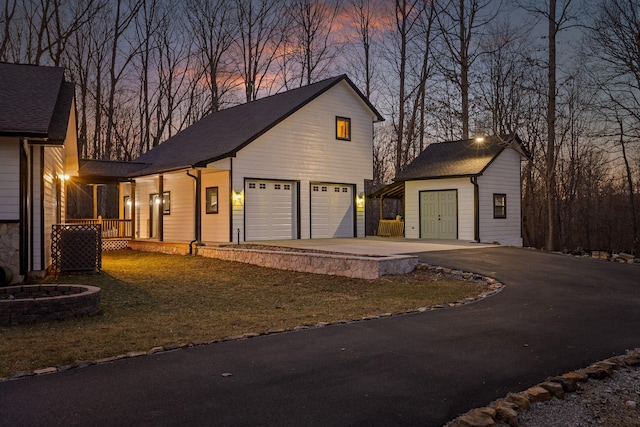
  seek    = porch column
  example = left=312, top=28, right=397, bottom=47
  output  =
left=158, top=175, right=163, bottom=242
left=130, top=181, right=136, bottom=240
left=92, top=184, right=98, bottom=219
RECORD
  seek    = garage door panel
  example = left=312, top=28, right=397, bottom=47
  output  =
left=246, top=180, right=295, bottom=241
left=311, top=184, right=353, bottom=238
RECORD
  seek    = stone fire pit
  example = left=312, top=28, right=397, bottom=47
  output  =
left=0, top=284, right=101, bottom=325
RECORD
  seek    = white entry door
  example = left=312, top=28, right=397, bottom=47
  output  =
left=311, top=184, right=354, bottom=238
left=420, top=190, right=457, bottom=239
left=245, top=180, right=296, bottom=240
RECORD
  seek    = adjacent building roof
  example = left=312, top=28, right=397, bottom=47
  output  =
left=0, top=62, right=75, bottom=142
left=394, top=135, right=528, bottom=182
left=77, top=159, right=150, bottom=183
left=129, top=74, right=384, bottom=176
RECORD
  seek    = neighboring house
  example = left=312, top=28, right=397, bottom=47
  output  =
left=0, top=63, right=79, bottom=283
left=378, top=135, right=529, bottom=246
left=80, top=75, right=383, bottom=245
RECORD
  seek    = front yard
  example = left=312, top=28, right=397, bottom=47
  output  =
left=0, top=250, right=485, bottom=378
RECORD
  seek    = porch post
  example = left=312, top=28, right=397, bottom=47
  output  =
left=158, top=175, right=163, bottom=242
left=92, top=184, right=98, bottom=219
left=130, top=181, right=136, bottom=240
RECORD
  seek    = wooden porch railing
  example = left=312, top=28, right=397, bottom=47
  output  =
left=377, top=219, right=404, bottom=237
left=66, top=217, right=132, bottom=239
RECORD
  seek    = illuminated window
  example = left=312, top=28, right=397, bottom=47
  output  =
left=493, top=194, right=506, bottom=219
left=162, top=191, right=171, bottom=215
left=336, top=117, right=351, bottom=141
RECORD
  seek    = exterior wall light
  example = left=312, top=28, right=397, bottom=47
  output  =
left=356, top=194, right=365, bottom=210
left=232, top=190, right=244, bottom=206
left=474, top=136, right=485, bottom=144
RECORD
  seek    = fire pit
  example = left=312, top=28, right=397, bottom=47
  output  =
left=0, top=284, right=101, bottom=325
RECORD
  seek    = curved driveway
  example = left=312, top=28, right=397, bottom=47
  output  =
left=1, top=247, right=639, bottom=426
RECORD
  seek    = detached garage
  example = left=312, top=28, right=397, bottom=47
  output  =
left=382, top=135, right=529, bottom=246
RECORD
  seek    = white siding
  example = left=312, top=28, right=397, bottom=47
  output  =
left=31, top=147, right=42, bottom=270
left=0, top=137, right=20, bottom=220
left=477, top=149, right=523, bottom=246
left=134, top=178, right=157, bottom=239
left=162, top=173, right=195, bottom=242
left=231, top=80, right=374, bottom=241
left=201, top=170, right=230, bottom=243
left=404, top=178, right=475, bottom=240
left=42, top=145, right=65, bottom=270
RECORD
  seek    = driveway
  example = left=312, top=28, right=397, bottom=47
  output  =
left=1, top=247, right=638, bottom=426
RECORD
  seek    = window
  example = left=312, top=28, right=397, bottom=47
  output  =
left=313, top=185, right=319, bottom=191
left=249, top=182, right=256, bottom=189
left=336, top=117, right=351, bottom=141
left=206, top=187, right=218, bottom=214
left=259, top=183, right=266, bottom=189
left=284, top=184, right=291, bottom=190
left=274, top=184, right=281, bottom=190
left=162, top=191, right=171, bottom=215
left=493, top=194, right=506, bottom=219
left=334, top=187, right=340, bottom=192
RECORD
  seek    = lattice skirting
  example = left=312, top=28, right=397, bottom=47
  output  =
left=102, top=239, right=130, bottom=251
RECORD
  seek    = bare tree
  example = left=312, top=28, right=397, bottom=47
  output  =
left=0, top=0, right=17, bottom=61
left=234, top=0, right=286, bottom=101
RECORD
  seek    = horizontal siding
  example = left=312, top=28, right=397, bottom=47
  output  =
left=31, top=147, right=42, bottom=270
left=201, top=170, right=230, bottom=243
left=134, top=178, right=157, bottom=239
left=478, top=150, right=523, bottom=246
left=43, top=145, right=65, bottom=270
left=0, top=137, right=20, bottom=220
left=162, top=173, right=195, bottom=242
left=404, top=178, right=475, bottom=240
left=230, top=81, right=374, bottom=240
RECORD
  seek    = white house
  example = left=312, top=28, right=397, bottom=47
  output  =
left=384, top=135, right=529, bottom=246
left=0, top=63, right=79, bottom=283
left=80, top=75, right=383, bottom=246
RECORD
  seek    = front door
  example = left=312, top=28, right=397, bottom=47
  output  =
left=420, top=190, right=457, bottom=239
left=149, top=193, right=161, bottom=238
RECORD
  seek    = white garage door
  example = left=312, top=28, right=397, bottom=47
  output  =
left=311, top=184, right=354, bottom=238
left=245, top=180, right=296, bottom=240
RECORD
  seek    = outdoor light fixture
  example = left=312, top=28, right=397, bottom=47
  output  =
left=474, top=135, right=485, bottom=144
left=58, top=174, right=70, bottom=181
left=232, top=190, right=244, bottom=206
left=356, top=194, right=365, bottom=209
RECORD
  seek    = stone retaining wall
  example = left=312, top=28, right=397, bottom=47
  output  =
left=0, top=284, right=101, bottom=325
left=128, top=240, right=190, bottom=255
left=197, top=246, right=417, bottom=279
left=0, top=222, right=20, bottom=284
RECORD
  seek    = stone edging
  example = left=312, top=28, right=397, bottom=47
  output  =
left=0, top=263, right=503, bottom=382
left=445, top=349, right=640, bottom=427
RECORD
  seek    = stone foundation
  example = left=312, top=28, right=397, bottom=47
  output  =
left=197, top=246, right=417, bottom=279
left=0, top=222, right=20, bottom=284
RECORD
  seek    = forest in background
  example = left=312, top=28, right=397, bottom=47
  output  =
left=1, top=0, right=639, bottom=253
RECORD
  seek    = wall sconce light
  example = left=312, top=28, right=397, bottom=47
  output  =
left=474, top=135, right=485, bottom=144
left=126, top=199, right=132, bottom=207
left=232, top=190, right=244, bottom=206
left=58, top=174, right=70, bottom=181
left=356, top=193, right=365, bottom=209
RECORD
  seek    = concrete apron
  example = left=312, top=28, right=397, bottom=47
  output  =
left=248, top=237, right=497, bottom=257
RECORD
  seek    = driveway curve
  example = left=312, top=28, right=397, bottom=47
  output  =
left=1, top=247, right=638, bottom=426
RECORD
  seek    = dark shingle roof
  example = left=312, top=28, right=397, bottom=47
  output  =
left=78, top=159, right=150, bottom=182
left=395, top=135, right=526, bottom=181
left=130, top=75, right=383, bottom=176
left=0, top=62, right=74, bottom=142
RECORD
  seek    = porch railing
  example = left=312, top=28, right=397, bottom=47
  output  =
left=66, top=217, right=132, bottom=239
left=377, top=219, right=405, bottom=237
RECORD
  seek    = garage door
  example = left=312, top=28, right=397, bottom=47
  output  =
left=311, top=184, right=354, bottom=238
left=245, top=180, right=296, bottom=240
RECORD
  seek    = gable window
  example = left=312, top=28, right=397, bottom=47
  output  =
left=336, top=116, right=351, bottom=141
left=493, top=194, right=506, bottom=219
left=206, top=187, right=218, bottom=214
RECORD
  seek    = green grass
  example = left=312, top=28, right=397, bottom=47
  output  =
left=0, top=250, right=485, bottom=377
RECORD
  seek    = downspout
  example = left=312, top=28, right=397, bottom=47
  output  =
left=471, top=176, right=480, bottom=242
left=186, top=169, right=201, bottom=255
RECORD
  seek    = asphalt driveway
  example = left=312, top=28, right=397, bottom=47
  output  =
left=1, top=247, right=638, bottom=426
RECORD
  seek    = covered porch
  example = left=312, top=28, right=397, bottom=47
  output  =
left=368, top=181, right=405, bottom=237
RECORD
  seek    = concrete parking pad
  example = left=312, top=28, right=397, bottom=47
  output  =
left=248, top=237, right=497, bottom=256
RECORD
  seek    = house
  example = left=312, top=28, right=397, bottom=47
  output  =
left=375, top=135, right=529, bottom=246
left=80, top=75, right=383, bottom=246
left=0, top=63, right=79, bottom=283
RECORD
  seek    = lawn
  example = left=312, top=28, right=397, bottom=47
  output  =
left=0, top=250, right=485, bottom=378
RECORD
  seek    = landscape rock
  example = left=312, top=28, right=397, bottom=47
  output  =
left=505, top=393, right=531, bottom=411
left=526, top=386, right=552, bottom=402
left=539, top=381, right=565, bottom=399
left=491, top=401, right=519, bottom=426
left=456, top=408, right=496, bottom=427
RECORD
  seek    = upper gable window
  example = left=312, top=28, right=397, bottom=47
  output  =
left=336, top=117, right=351, bottom=141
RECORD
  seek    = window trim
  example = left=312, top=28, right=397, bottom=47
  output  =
left=205, top=187, right=219, bottom=214
left=493, top=193, right=507, bottom=219
left=336, top=116, right=351, bottom=141
left=162, top=191, right=171, bottom=215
